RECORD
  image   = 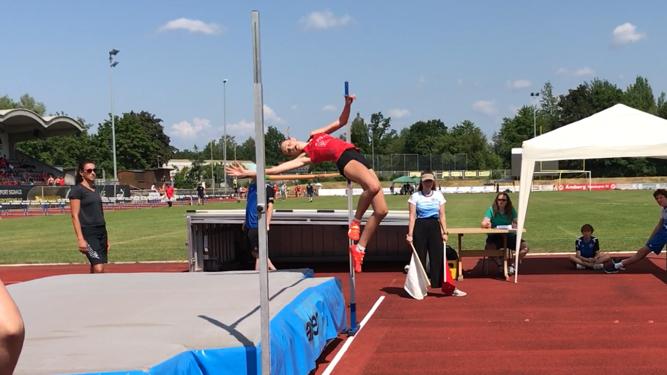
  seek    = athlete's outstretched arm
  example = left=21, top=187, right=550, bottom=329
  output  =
left=226, top=156, right=311, bottom=179
left=310, top=95, right=355, bottom=136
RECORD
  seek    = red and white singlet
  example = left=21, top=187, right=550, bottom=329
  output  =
left=302, top=133, right=356, bottom=164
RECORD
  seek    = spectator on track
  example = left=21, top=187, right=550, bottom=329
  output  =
left=69, top=160, right=110, bottom=273
left=570, top=224, right=610, bottom=270
left=606, top=189, right=667, bottom=273
left=196, top=183, right=205, bottom=205
left=165, top=183, right=175, bottom=208
left=306, top=182, right=314, bottom=202
left=406, top=170, right=465, bottom=296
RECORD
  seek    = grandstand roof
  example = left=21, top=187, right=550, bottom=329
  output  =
left=0, top=108, right=84, bottom=141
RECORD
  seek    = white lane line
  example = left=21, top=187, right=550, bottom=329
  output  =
left=322, top=295, right=385, bottom=375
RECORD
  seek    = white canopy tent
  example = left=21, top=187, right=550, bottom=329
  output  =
left=514, top=104, right=667, bottom=282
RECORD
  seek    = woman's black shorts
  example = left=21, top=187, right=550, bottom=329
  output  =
left=82, top=225, right=109, bottom=265
left=336, top=149, right=372, bottom=178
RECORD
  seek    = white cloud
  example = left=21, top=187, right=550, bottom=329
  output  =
left=507, top=79, right=532, bottom=90
left=158, top=18, right=222, bottom=35
left=387, top=108, right=410, bottom=119
left=573, top=67, right=595, bottom=77
left=612, top=22, right=646, bottom=45
left=322, top=104, right=337, bottom=112
left=472, top=100, right=497, bottom=116
left=263, top=105, right=285, bottom=125
left=169, top=117, right=212, bottom=138
left=227, top=120, right=255, bottom=137
left=301, top=10, right=352, bottom=30
left=556, top=67, right=595, bottom=77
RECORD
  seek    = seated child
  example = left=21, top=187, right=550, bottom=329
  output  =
left=569, top=224, right=611, bottom=270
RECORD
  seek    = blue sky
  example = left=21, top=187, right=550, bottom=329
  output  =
left=2, top=1, right=665, bottom=150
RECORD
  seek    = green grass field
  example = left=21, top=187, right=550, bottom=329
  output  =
left=0, top=190, right=660, bottom=264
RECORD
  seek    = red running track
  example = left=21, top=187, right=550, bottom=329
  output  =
left=0, top=262, right=188, bottom=285
left=3, top=256, right=667, bottom=375
left=313, top=255, right=667, bottom=375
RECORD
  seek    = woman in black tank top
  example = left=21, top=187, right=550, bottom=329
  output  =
left=69, top=160, right=109, bottom=273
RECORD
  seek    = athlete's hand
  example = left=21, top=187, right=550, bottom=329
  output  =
left=344, top=95, right=356, bottom=105
left=226, top=162, right=252, bottom=178
left=77, top=239, right=89, bottom=254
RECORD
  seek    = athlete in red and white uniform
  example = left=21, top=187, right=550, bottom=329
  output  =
left=226, top=94, right=387, bottom=273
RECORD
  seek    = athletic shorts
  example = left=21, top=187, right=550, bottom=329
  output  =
left=246, top=228, right=259, bottom=258
left=646, top=227, right=667, bottom=254
left=82, top=225, right=109, bottom=265
left=486, top=233, right=525, bottom=251
left=336, top=149, right=372, bottom=178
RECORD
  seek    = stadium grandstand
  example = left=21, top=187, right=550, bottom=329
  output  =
left=0, top=108, right=83, bottom=196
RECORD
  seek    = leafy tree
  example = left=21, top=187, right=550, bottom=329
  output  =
left=538, top=82, right=559, bottom=134
left=0, top=94, right=46, bottom=115
left=94, top=111, right=173, bottom=172
left=558, top=79, right=623, bottom=127
left=350, top=113, right=369, bottom=153
left=17, top=131, right=98, bottom=169
left=657, top=92, right=667, bottom=119
left=449, top=120, right=499, bottom=169
left=236, top=137, right=256, bottom=162
left=17, top=94, right=46, bottom=115
left=492, top=107, right=533, bottom=167
left=622, top=76, right=656, bottom=113
left=218, top=135, right=239, bottom=162
left=264, top=126, right=287, bottom=166
left=368, top=112, right=398, bottom=154
left=403, top=119, right=448, bottom=155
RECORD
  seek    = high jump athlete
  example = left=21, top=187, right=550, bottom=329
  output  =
left=226, top=94, right=387, bottom=272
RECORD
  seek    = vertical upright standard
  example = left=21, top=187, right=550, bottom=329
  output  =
left=251, top=10, right=271, bottom=374
left=108, top=48, right=120, bottom=186
left=345, top=81, right=359, bottom=335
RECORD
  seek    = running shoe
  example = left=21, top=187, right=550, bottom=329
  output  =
left=576, top=264, right=586, bottom=270
left=349, top=244, right=365, bottom=273
left=348, top=221, right=361, bottom=241
left=451, top=289, right=467, bottom=297
left=603, top=260, right=618, bottom=274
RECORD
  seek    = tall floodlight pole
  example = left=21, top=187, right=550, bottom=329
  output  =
left=210, top=141, right=215, bottom=196
left=223, top=79, right=228, bottom=190
left=251, top=11, right=270, bottom=374
left=530, top=92, right=539, bottom=138
left=108, top=49, right=120, bottom=183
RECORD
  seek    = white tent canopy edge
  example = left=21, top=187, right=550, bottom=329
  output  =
left=514, top=104, right=667, bottom=282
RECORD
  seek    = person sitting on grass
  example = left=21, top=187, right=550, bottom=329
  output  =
left=605, top=189, right=667, bottom=273
left=226, top=94, right=387, bottom=273
left=570, top=224, right=610, bottom=270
